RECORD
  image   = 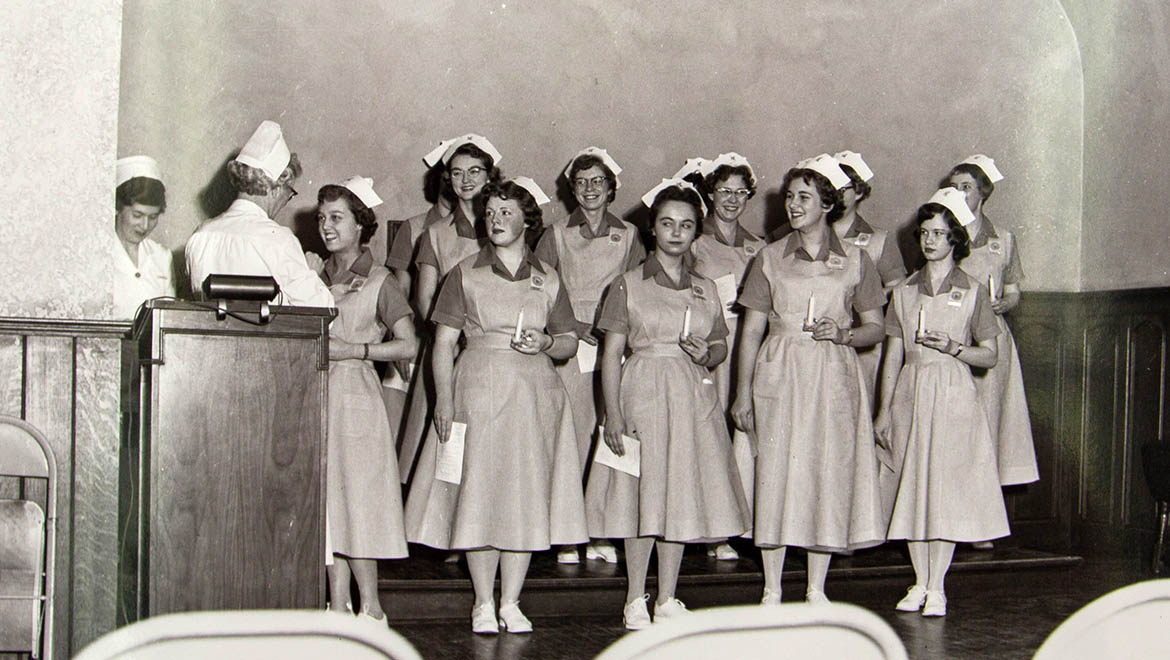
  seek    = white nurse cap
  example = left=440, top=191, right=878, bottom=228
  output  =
left=958, top=154, right=1004, bottom=183
left=641, top=178, right=708, bottom=217
left=116, top=155, right=162, bottom=187
left=235, top=120, right=291, bottom=180
left=795, top=153, right=852, bottom=190
left=672, top=157, right=712, bottom=180
left=833, top=150, right=874, bottom=182
left=340, top=176, right=384, bottom=208
left=509, top=176, right=550, bottom=206
left=423, top=134, right=502, bottom=168
left=928, top=187, right=976, bottom=226
left=563, top=146, right=623, bottom=189
left=704, top=152, right=757, bottom=187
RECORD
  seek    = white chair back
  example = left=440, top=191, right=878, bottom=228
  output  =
left=1033, top=579, right=1170, bottom=659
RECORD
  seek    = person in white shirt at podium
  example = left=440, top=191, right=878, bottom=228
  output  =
left=185, top=120, right=334, bottom=308
left=112, top=155, right=175, bottom=318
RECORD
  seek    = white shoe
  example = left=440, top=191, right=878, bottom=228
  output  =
left=761, top=588, right=782, bottom=606
left=444, top=552, right=461, bottom=564
left=471, top=600, right=499, bottom=634
left=922, top=590, right=947, bottom=617
left=497, top=600, right=533, bottom=633
left=805, top=589, right=830, bottom=606
left=557, top=547, right=580, bottom=565
left=585, top=540, right=618, bottom=563
left=623, top=594, right=651, bottom=630
left=653, top=597, right=690, bottom=622
left=971, top=541, right=995, bottom=551
left=895, top=585, right=928, bottom=612
left=707, top=542, right=739, bottom=561
left=358, top=603, right=388, bottom=627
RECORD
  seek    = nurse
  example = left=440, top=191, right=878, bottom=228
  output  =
left=404, top=178, right=587, bottom=634
left=185, top=120, right=333, bottom=307
left=732, top=154, right=886, bottom=605
left=586, top=179, right=750, bottom=629
left=318, top=177, right=419, bottom=624
left=535, top=146, right=646, bottom=565
left=113, top=155, right=175, bottom=318
left=942, top=156, right=1039, bottom=491
left=683, top=152, right=767, bottom=561
left=397, top=134, right=501, bottom=484
left=874, top=187, right=1009, bottom=616
left=832, top=151, right=907, bottom=402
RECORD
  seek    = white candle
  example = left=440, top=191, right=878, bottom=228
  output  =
left=805, top=294, right=816, bottom=327
left=988, top=274, right=997, bottom=302
left=917, top=304, right=926, bottom=339
left=514, top=309, right=524, bottom=342
left=682, top=305, right=692, bottom=338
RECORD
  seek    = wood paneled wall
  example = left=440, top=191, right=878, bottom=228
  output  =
left=0, top=318, right=127, bottom=660
left=1011, top=289, right=1170, bottom=560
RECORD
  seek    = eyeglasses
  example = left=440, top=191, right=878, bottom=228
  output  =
left=450, top=166, right=486, bottom=181
left=917, top=229, right=950, bottom=240
left=715, top=187, right=751, bottom=200
left=573, top=176, right=607, bottom=191
left=285, top=182, right=298, bottom=199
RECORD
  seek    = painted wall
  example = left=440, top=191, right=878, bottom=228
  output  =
left=118, top=0, right=1083, bottom=296
left=1065, top=0, right=1170, bottom=290
left=0, top=0, right=121, bottom=319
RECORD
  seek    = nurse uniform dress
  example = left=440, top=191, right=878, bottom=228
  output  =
left=112, top=235, right=175, bottom=319
left=738, top=232, right=886, bottom=551
left=837, top=215, right=907, bottom=403
left=690, top=219, right=766, bottom=512
left=954, top=218, right=1038, bottom=486
left=585, top=255, right=751, bottom=542
left=322, top=249, right=410, bottom=559
left=404, top=245, right=588, bottom=551
left=396, top=205, right=486, bottom=483
left=535, top=209, right=646, bottom=468
left=881, top=268, right=1010, bottom=542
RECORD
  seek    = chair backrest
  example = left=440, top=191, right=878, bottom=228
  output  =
left=72, top=610, right=424, bottom=660
left=0, top=417, right=53, bottom=480
left=1033, top=579, right=1170, bottom=659
left=594, top=603, right=909, bottom=660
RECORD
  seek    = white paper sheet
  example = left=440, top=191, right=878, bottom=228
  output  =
left=576, top=339, right=599, bottom=373
left=713, top=273, right=738, bottom=319
left=594, top=425, right=640, bottom=477
left=435, top=421, right=467, bottom=484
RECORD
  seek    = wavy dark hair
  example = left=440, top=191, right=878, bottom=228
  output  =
left=445, top=143, right=501, bottom=182
left=915, top=202, right=971, bottom=262
left=568, top=154, right=618, bottom=204
left=317, top=184, right=377, bottom=244
left=780, top=168, right=844, bottom=223
left=703, top=164, right=757, bottom=200
left=480, top=180, right=543, bottom=230
left=116, top=177, right=166, bottom=212
left=839, top=163, right=872, bottom=204
left=942, top=163, right=994, bottom=202
left=649, top=184, right=704, bottom=233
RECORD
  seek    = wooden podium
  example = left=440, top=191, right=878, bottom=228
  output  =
left=119, top=300, right=333, bottom=623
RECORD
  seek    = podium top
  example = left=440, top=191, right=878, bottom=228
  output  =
left=132, top=298, right=336, bottom=337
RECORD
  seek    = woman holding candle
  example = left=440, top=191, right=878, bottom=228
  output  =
left=405, top=178, right=586, bottom=634
left=732, top=154, right=887, bottom=605
left=586, top=179, right=750, bottom=629
left=874, top=187, right=1009, bottom=616
left=317, top=177, right=419, bottom=624
left=942, top=155, right=1038, bottom=490
left=535, top=146, right=646, bottom=565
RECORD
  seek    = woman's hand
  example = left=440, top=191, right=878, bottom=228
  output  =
left=304, top=251, right=325, bottom=274
left=731, top=394, right=755, bottom=435
left=811, top=317, right=842, bottom=342
left=920, top=330, right=957, bottom=355
left=510, top=329, right=551, bottom=355
left=679, top=334, right=710, bottom=365
left=433, top=397, right=454, bottom=443
left=874, top=409, right=893, bottom=451
left=603, top=411, right=629, bottom=456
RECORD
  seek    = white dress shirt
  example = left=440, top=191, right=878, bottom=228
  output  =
left=185, top=199, right=334, bottom=307
left=113, top=235, right=175, bottom=319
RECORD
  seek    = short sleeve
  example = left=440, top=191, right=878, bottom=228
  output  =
left=546, top=279, right=578, bottom=337
left=851, top=251, right=886, bottom=313
left=876, top=231, right=908, bottom=284
left=622, top=230, right=647, bottom=272
left=595, top=276, right=630, bottom=335
left=1002, top=233, right=1024, bottom=285
left=970, top=285, right=1002, bottom=343
left=387, top=224, right=416, bottom=271
left=884, top=290, right=904, bottom=337
left=429, top=266, right=466, bottom=329
left=415, top=229, right=439, bottom=270
left=737, top=255, right=773, bottom=312
left=534, top=230, right=560, bottom=270
left=375, top=274, right=413, bottom=331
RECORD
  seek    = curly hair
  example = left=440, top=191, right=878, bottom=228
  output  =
left=703, top=164, right=757, bottom=200
left=445, top=143, right=501, bottom=182
left=228, top=153, right=303, bottom=196
left=942, top=163, right=994, bottom=202
left=317, top=184, right=378, bottom=245
left=480, top=180, right=543, bottom=229
left=915, top=203, right=971, bottom=262
left=649, top=184, right=704, bottom=229
left=839, top=163, right=872, bottom=203
left=115, top=177, right=166, bottom=212
left=568, top=154, right=618, bottom=204
left=780, top=168, right=844, bottom=223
